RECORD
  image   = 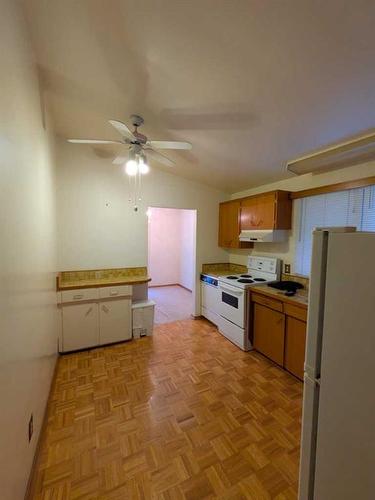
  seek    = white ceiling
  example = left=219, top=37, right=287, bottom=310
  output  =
left=23, top=0, right=375, bottom=192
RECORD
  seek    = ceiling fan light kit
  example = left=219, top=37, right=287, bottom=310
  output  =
left=67, top=115, right=192, bottom=211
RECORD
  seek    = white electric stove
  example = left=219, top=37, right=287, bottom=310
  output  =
left=217, top=256, right=281, bottom=350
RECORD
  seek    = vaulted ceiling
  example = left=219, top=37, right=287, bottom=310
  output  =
left=24, top=0, right=375, bottom=192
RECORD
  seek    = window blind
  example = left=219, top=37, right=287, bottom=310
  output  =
left=295, top=186, right=375, bottom=276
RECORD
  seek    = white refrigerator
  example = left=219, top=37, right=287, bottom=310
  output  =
left=299, top=228, right=375, bottom=500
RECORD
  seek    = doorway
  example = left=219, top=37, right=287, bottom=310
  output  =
left=147, top=207, right=197, bottom=324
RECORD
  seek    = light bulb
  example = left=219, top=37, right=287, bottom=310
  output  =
left=139, top=162, right=150, bottom=174
left=125, top=160, right=138, bottom=176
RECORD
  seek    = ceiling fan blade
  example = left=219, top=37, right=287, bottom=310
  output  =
left=109, top=120, right=136, bottom=141
left=146, top=148, right=175, bottom=167
left=67, top=139, right=123, bottom=144
left=112, top=156, right=127, bottom=165
left=147, top=140, right=192, bottom=150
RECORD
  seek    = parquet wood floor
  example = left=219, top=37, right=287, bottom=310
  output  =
left=29, top=319, right=303, bottom=500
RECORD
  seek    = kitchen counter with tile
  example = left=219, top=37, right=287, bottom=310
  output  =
left=201, top=262, right=247, bottom=278
left=57, top=267, right=151, bottom=290
left=250, top=283, right=309, bottom=308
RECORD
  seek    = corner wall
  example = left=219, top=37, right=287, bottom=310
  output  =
left=0, top=1, right=58, bottom=498
left=228, top=160, right=375, bottom=272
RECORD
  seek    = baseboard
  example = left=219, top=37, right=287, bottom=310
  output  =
left=149, top=283, right=192, bottom=292
left=25, top=356, right=60, bottom=500
left=149, top=283, right=179, bottom=288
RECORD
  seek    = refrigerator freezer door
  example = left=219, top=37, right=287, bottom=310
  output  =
left=298, top=375, right=320, bottom=500
left=313, top=232, right=375, bottom=500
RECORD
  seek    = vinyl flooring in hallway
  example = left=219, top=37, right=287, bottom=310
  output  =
left=149, top=286, right=194, bottom=324
left=29, top=319, right=303, bottom=499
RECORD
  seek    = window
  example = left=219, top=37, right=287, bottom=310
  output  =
left=295, top=185, right=375, bottom=276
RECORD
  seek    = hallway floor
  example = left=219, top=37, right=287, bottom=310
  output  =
left=29, top=319, right=302, bottom=499
left=149, top=285, right=194, bottom=324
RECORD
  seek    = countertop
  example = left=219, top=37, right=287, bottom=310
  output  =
left=250, top=283, right=309, bottom=308
left=57, top=266, right=151, bottom=291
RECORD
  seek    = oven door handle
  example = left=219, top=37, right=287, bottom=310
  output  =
left=219, top=285, right=244, bottom=296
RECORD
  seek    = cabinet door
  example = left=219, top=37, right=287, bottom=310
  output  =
left=253, top=303, right=285, bottom=365
left=62, top=303, right=99, bottom=351
left=256, top=193, right=276, bottom=229
left=284, top=316, right=306, bottom=380
left=218, top=200, right=240, bottom=248
left=240, top=193, right=276, bottom=230
left=240, top=197, right=258, bottom=230
left=99, top=298, right=132, bottom=345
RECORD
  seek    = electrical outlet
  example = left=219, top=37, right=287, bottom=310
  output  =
left=284, top=263, right=291, bottom=274
left=28, top=414, right=33, bottom=442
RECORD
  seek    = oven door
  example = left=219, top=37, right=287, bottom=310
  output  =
left=218, top=282, right=245, bottom=327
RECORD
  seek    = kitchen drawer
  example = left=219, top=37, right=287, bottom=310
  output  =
left=99, top=285, right=132, bottom=299
left=284, top=303, right=307, bottom=322
left=251, top=292, right=283, bottom=312
left=61, top=288, right=99, bottom=304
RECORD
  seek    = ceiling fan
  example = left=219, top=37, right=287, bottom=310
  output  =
left=67, top=114, right=192, bottom=173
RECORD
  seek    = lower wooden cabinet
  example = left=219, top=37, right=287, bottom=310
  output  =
left=284, top=316, right=307, bottom=380
left=253, top=303, right=285, bottom=366
left=251, top=292, right=307, bottom=380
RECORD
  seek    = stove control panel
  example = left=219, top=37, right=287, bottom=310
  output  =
left=248, top=256, right=280, bottom=274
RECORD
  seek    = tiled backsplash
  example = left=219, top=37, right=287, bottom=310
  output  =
left=202, top=262, right=248, bottom=274
left=60, top=267, right=148, bottom=283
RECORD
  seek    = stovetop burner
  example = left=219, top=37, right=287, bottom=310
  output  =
left=237, top=278, right=254, bottom=283
left=240, top=274, right=252, bottom=278
left=226, top=275, right=238, bottom=279
left=253, top=278, right=266, bottom=282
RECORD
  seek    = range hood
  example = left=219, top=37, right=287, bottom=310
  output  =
left=239, top=229, right=289, bottom=243
left=286, top=130, right=375, bottom=175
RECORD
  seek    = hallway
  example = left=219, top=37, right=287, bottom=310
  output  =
left=149, top=285, right=194, bottom=324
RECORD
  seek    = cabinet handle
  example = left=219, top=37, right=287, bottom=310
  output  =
left=102, top=305, right=109, bottom=313
left=277, top=317, right=284, bottom=325
left=85, top=307, right=93, bottom=316
left=109, top=291, right=119, bottom=296
left=73, top=294, right=83, bottom=300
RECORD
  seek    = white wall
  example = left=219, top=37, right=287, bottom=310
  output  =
left=148, top=208, right=183, bottom=286
left=228, top=160, right=375, bottom=272
left=148, top=207, right=196, bottom=289
left=0, top=2, right=58, bottom=498
left=56, top=140, right=227, bottom=312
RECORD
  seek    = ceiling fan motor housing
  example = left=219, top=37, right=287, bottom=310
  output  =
left=133, top=131, right=147, bottom=144
left=130, top=114, right=144, bottom=127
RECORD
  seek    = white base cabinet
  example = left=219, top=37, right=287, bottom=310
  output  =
left=62, top=302, right=99, bottom=351
left=99, top=299, right=132, bottom=345
left=58, top=285, right=133, bottom=352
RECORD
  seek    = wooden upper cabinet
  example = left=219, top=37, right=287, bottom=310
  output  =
left=240, top=190, right=292, bottom=231
left=218, top=190, right=291, bottom=248
left=218, top=200, right=252, bottom=249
